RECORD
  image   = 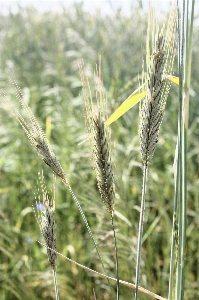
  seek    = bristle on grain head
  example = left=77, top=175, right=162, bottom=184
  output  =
left=80, top=61, right=115, bottom=216
left=140, top=32, right=165, bottom=166
left=139, top=4, right=176, bottom=166
left=33, top=172, right=57, bottom=268
left=5, top=79, right=68, bottom=186
left=91, top=111, right=115, bottom=215
left=148, top=32, right=165, bottom=103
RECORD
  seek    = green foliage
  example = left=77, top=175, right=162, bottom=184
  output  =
left=0, top=2, right=198, bottom=299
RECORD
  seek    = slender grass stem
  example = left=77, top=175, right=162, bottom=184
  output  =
left=53, top=268, right=59, bottom=300
left=168, top=151, right=180, bottom=300
left=65, top=184, right=115, bottom=299
left=179, top=2, right=186, bottom=296
left=134, top=165, right=148, bottom=300
left=169, top=2, right=194, bottom=298
left=111, top=216, right=119, bottom=300
left=180, top=1, right=194, bottom=298
left=79, top=61, right=116, bottom=298
left=175, top=1, right=185, bottom=299
left=38, top=241, right=167, bottom=300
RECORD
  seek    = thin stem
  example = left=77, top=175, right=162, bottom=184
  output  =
left=111, top=216, right=119, bottom=300
left=173, top=1, right=187, bottom=299
left=181, top=1, right=195, bottom=299
left=168, top=145, right=180, bottom=300
left=52, top=268, right=59, bottom=300
left=66, top=184, right=115, bottom=299
left=176, top=1, right=185, bottom=299
left=180, top=2, right=186, bottom=296
left=185, top=0, right=195, bottom=95
left=38, top=241, right=167, bottom=300
left=134, top=165, right=148, bottom=300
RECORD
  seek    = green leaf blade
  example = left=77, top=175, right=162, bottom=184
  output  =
left=105, top=90, right=146, bottom=126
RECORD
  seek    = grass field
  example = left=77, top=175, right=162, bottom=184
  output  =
left=0, top=1, right=198, bottom=299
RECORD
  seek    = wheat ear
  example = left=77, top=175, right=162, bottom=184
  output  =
left=89, top=111, right=115, bottom=215
left=1, top=79, right=68, bottom=186
left=139, top=32, right=165, bottom=166
left=135, top=3, right=177, bottom=299
left=33, top=171, right=59, bottom=300
left=80, top=60, right=119, bottom=299
left=80, top=61, right=115, bottom=216
left=0, top=79, right=114, bottom=298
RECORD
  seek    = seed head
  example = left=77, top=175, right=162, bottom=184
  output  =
left=33, top=172, right=57, bottom=268
left=139, top=4, right=177, bottom=166
left=91, top=111, right=115, bottom=215
left=1, top=79, right=68, bottom=186
left=79, top=61, right=115, bottom=216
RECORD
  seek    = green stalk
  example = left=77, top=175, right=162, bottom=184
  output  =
left=111, top=216, right=119, bottom=300
left=179, top=0, right=185, bottom=296
left=175, top=1, right=185, bottom=299
left=67, top=185, right=115, bottom=299
left=181, top=0, right=195, bottom=298
left=169, top=1, right=194, bottom=298
left=134, top=165, right=148, bottom=300
left=53, top=269, right=59, bottom=300
left=168, top=152, right=180, bottom=300
left=185, top=0, right=195, bottom=94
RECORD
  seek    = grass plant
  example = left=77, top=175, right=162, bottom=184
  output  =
left=0, top=0, right=197, bottom=299
left=135, top=4, right=177, bottom=299
left=1, top=75, right=114, bottom=299
left=79, top=60, right=119, bottom=298
left=168, top=1, right=195, bottom=299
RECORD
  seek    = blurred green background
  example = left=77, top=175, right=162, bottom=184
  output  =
left=0, top=1, right=199, bottom=299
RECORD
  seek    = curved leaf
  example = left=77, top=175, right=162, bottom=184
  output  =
left=105, top=90, right=146, bottom=126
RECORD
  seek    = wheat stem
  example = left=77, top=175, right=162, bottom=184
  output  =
left=53, top=268, right=59, bottom=300
left=168, top=148, right=180, bottom=299
left=64, top=183, right=115, bottom=299
left=175, top=1, right=185, bottom=298
left=111, top=216, right=119, bottom=300
left=38, top=241, right=167, bottom=300
left=136, top=4, right=177, bottom=297
left=80, top=60, right=117, bottom=298
left=134, top=165, right=148, bottom=300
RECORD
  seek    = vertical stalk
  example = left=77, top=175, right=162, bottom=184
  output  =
left=67, top=185, right=115, bottom=299
left=134, top=165, right=148, bottom=300
left=168, top=148, right=180, bottom=300
left=169, top=1, right=194, bottom=298
left=111, top=216, right=119, bottom=300
left=53, top=268, right=60, bottom=300
left=168, top=2, right=183, bottom=299
left=175, top=1, right=185, bottom=298
left=180, top=9, right=187, bottom=300
left=80, top=61, right=116, bottom=299
left=181, top=0, right=195, bottom=298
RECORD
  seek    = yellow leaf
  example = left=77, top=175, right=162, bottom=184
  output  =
left=105, top=90, right=146, bottom=126
left=167, top=75, right=185, bottom=87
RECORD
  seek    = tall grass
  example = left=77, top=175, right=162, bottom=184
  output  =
left=168, top=1, right=195, bottom=299
left=0, top=1, right=198, bottom=299
left=135, top=5, right=177, bottom=297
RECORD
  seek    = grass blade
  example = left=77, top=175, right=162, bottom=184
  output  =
left=105, top=90, right=146, bottom=126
